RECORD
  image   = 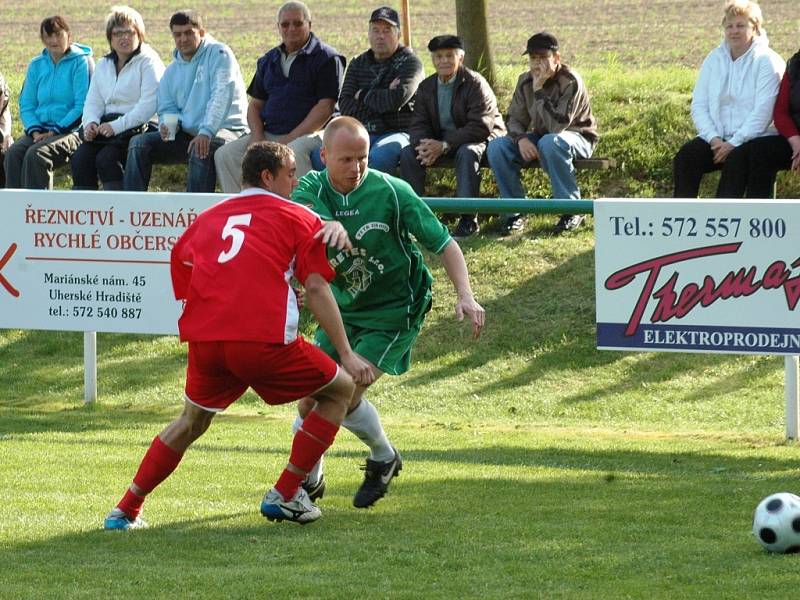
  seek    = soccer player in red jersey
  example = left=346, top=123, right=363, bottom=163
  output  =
left=104, top=141, right=373, bottom=528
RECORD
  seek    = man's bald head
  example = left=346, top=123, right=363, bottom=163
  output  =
left=323, top=116, right=369, bottom=150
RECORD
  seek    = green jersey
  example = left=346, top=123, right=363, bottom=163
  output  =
left=292, top=168, right=452, bottom=330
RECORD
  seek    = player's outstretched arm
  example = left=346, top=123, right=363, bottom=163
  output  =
left=303, top=273, right=374, bottom=384
left=439, top=240, right=485, bottom=339
left=314, top=220, right=352, bottom=251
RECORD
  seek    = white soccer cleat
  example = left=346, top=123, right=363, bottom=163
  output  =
left=260, top=487, right=321, bottom=524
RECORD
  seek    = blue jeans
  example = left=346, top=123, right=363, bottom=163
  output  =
left=310, top=131, right=411, bottom=175
left=487, top=131, right=593, bottom=200
left=123, top=129, right=240, bottom=192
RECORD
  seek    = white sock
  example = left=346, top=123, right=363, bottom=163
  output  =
left=342, top=398, right=395, bottom=462
left=293, top=414, right=324, bottom=484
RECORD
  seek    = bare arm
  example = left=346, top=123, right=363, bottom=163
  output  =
left=247, top=98, right=266, bottom=143
left=282, top=98, right=335, bottom=143
left=439, top=240, right=485, bottom=339
left=304, top=273, right=374, bottom=384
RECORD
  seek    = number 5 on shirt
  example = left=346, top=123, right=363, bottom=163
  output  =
left=218, top=214, right=252, bottom=263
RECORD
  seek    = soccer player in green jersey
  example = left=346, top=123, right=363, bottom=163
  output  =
left=291, top=116, right=485, bottom=507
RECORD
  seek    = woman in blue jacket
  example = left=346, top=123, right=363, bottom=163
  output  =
left=4, top=16, right=93, bottom=189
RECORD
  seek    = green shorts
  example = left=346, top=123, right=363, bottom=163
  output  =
left=314, top=321, right=423, bottom=376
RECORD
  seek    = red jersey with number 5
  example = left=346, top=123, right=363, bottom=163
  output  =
left=171, top=188, right=334, bottom=343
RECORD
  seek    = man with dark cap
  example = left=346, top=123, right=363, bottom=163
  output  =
left=487, top=32, right=598, bottom=234
left=327, top=6, right=424, bottom=174
left=399, top=35, right=505, bottom=239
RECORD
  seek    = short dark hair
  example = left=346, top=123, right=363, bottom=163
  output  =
left=40, top=15, right=70, bottom=37
left=241, top=141, right=294, bottom=188
left=169, top=10, right=203, bottom=30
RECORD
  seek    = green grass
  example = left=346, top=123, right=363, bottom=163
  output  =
left=2, top=228, right=800, bottom=598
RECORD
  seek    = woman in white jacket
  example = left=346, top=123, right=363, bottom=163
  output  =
left=673, top=0, right=784, bottom=198
left=71, top=6, right=164, bottom=190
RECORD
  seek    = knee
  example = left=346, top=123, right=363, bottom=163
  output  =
left=127, top=133, right=151, bottom=154
left=536, top=133, right=565, bottom=158
left=455, top=144, right=480, bottom=162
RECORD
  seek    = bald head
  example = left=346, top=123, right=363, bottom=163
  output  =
left=323, top=116, right=369, bottom=150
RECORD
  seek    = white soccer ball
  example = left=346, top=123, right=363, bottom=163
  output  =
left=752, top=492, right=800, bottom=553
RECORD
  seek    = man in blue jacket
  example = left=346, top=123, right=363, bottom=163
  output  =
left=214, top=1, right=344, bottom=193
left=123, top=10, right=247, bottom=193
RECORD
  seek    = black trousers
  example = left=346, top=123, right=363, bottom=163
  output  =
left=673, top=135, right=792, bottom=199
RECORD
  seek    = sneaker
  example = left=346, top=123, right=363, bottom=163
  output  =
left=302, top=474, right=326, bottom=502
left=103, top=507, right=147, bottom=531
left=260, top=487, right=321, bottom=524
left=500, top=214, right=524, bottom=235
left=451, top=216, right=479, bottom=239
left=554, top=214, right=585, bottom=233
left=353, top=447, right=403, bottom=508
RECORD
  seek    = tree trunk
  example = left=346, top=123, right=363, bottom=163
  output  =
left=455, top=0, right=496, bottom=88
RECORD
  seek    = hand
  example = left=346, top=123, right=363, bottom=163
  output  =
left=339, top=350, right=376, bottom=386
left=292, top=286, right=305, bottom=310
left=83, top=122, right=99, bottom=141
left=532, top=64, right=556, bottom=91
left=454, top=293, right=485, bottom=340
left=788, top=136, right=800, bottom=172
left=159, top=123, right=171, bottom=141
left=97, top=123, right=115, bottom=138
left=389, top=77, right=400, bottom=90
left=187, top=134, right=211, bottom=160
left=415, top=138, right=444, bottom=167
left=314, top=220, right=352, bottom=250
left=712, top=141, right=734, bottom=164
left=517, top=137, right=539, bottom=162
left=32, top=131, right=54, bottom=143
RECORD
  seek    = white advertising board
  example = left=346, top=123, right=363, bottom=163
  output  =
left=595, top=199, right=800, bottom=355
left=0, top=189, right=221, bottom=334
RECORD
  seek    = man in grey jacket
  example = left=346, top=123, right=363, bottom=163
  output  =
left=487, top=32, right=598, bottom=234
left=400, top=35, right=505, bottom=238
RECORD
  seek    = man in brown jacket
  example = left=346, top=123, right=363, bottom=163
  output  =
left=399, top=35, right=505, bottom=238
left=487, top=32, right=598, bottom=234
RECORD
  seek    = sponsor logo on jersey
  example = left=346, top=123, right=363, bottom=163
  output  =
left=343, top=258, right=373, bottom=296
left=335, top=208, right=360, bottom=217
left=354, top=221, right=390, bottom=240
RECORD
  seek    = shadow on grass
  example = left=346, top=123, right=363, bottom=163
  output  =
left=1, top=442, right=798, bottom=598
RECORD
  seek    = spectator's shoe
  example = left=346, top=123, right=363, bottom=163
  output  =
left=302, top=474, right=326, bottom=502
left=452, top=216, right=479, bottom=239
left=500, top=214, right=524, bottom=235
left=103, top=508, right=147, bottom=531
left=554, top=214, right=586, bottom=234
left=260, top=487, right=321, bottom=524
left=353, top=447, right=403, bottom=508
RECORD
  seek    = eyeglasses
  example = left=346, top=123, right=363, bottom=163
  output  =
left=279, top=20, right=306, bottom=29
left=112, top=29, right=136, bottom=38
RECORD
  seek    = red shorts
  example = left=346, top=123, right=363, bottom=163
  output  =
left=184, top=338, right=339, bottom=412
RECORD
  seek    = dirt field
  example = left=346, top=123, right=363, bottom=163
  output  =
left=2, top=0, right=798, bottom=77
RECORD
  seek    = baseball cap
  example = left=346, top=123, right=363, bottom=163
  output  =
left=523, top=32, right=559, bottom=55
left=427, top=34, right=463, bottom=52
left=370, top=6, right=400, bottom=28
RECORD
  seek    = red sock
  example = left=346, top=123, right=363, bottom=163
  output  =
left=131, top=435, right=184, bottom=494
left=117, top=488, right=145, bottom=519
left=274, top=411, right=339, bottom=500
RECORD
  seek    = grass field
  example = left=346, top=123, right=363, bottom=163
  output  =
left=3, top=1, right=800, bottom=598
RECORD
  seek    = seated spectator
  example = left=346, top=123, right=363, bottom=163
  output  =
left=318, top=6, right=423, bottom=174
left=123, top=10, right=247, bottom=193
left=5, top=16, right=93, bottom=190
left=0, top=73, right=12, bottom=188
left=672, top=0, right=784, bottom=199
left=487, top=32, right=597, bottom=235
left=399, top=35, right=505, bottom=239
left=214, top=1, right=344, bottom=193
left=72, top=6, right=165, bottom=191
left=746, top=46, right=800, bottom=184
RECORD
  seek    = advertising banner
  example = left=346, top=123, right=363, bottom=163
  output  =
left=595, top=199, right=800, bottom=355
left=0, top=189, right=221, bottom=334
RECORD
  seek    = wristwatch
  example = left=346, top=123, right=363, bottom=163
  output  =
left=441, top=141, right=450, bottom=154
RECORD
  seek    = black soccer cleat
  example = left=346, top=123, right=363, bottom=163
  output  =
left=302, top=474, right=326, bottom=502
left=353, top=447, right=402, bottom=508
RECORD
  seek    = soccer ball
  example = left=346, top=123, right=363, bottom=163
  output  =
left=752, top=492, right=800, bottom=553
